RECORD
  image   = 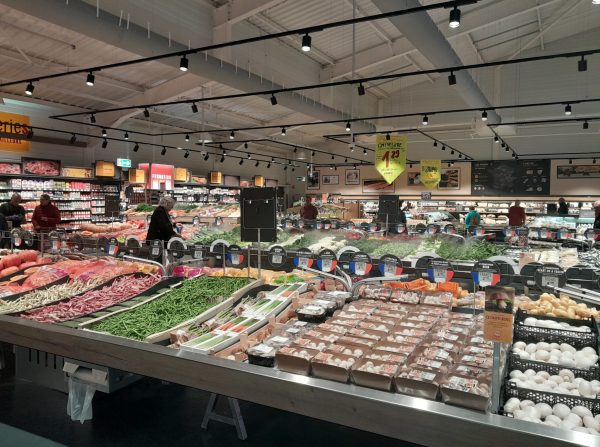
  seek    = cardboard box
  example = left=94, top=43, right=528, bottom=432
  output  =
left=351, top=358, right=400, bottom=392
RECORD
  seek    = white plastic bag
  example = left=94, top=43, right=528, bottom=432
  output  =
left=66, top=377, right=96, bottom=423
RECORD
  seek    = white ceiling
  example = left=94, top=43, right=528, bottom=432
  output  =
left=0, top=0, right=599, bottom=164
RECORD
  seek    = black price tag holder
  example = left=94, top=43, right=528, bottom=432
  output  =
left=125, top=236, right=142, bottom=256
left=210, top=239, right=231, bottom=275
left=267, top=245, right=287, bottom=268
left=106, top=237, right=120, bottom=257
left=378, top=254, right=402, bottom=277
left=149, top=240, right=164, bottom=262
left=534, top=264, right=566, bottom=293
left=316, top=249, right=337, bottom=273
left=427, top=258, right=454, bottom=284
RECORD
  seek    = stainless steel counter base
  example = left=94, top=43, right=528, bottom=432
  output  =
left=0, top=315, right=596, bottom=447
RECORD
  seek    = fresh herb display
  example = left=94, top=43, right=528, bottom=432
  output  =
left=273, top=274, right=305, bottom=284
left=190, top=226, right=242, bottom=246
left=134, top=203, right=156, bottom=212
left=371, top=242, right=418, bottom=258
left=91, top=276, right=250, bottom=340
left=433, top=239, right=505, bottom=261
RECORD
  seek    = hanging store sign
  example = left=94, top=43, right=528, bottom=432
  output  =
left=139, top=163, right=175, bottom=191
left=420, top=159, right=441, bottom=189
left=0, top=112, right=31, bottom=151
left=374, top=134, right=407, bottom=184
left=116, top=158, right=131, bottom=168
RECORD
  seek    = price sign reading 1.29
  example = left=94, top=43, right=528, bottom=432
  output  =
left=375, top=134, right=407, bottom=184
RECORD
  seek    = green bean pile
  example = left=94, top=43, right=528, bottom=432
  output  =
left=91, top=276, right=250, bottom=340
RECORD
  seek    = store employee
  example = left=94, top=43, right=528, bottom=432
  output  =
left=0, top=193, right=26, bottom=228
left=508, top=200, right=526, bottom=226
left=300, top=197, right=318, bottom=220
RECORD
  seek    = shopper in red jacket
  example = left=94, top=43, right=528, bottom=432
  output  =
left=508, top=200, right=526, bottom=226
left=31, top=194, right=61, bottom=231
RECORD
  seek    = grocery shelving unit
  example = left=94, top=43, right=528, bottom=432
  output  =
left=172, top=182, right=240, bottom=205
left=0, top=175, right=120, bottom=231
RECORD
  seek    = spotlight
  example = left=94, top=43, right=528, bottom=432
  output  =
left=409, top=163, right=413, bottom=169
left=345, top=122, right=351, bottom=132
left=363, top=148, right=368, bottom=155
left=450, top=149, right=455, bottom=155
left=565, top=104, right=572, bottom=115
left=442, top=145, right=446, bottom=151
left=301, top=33, right=311, bottom=52
left=204, top=153, right=210, bottom=161
left=504, top=145, right=509, bottom=152
left=86, top=72, right=95, bottom=86
left=283, top=165, right=287, bottom=171
left=133, top=143, right=139, bottom=152
left=569, top=159, right=573, bottom=164
left=481, top=110, right=488, bottom=121
left=102, top=129, right=107, bottom=137
left=594, top=158, right=597, bottom=164
left=271, top=157, right=275, bottom=162
left=230, top=131, right=235, bottom=140
left=422, top=115, right=428, bottom=126
left=185, top=134, right=190, bottom=141
left=433, top=141, right=438, bottom=147
left=583, top=121, right=589, bottom=130
left=220, top=155, right=225, bottom=162
left=448, top=71, right=456, bottom=85
left=161, top=147, right=167, bottom=156
left=357, top=83, right=365, bottom=96
left=293, top=147, right=297, bottom=153
left=311, top=151, right=316, bottom=157
left=515, top=155, right=519, bottom=160
left=184, top=151, right=190, bottom=159
left=143, top=108, right=150, bottom=118
left=102, top=139, right=108, bottom=148
left=255, top=161, right=259, bottom=167
left=124, top=132, right=129, bottom=140
left=25, top=81, right=34, bottom=95
left=447, top=163, right=451, bottom=167
left=450, top=161, right=454, bottom=166
left=458, top=153, right=463, bottom=159
left=494, top=136, right=499, bottom=143
left=179, top=55, right=189, bottom=72
left=578, top=56, right=588, bottom=72
left=239, top=159, right=244, bottom=165
left=292, top=167, right=295, bottom=172
left=270, top=94, right=278, bottom=106
left=90, top=114, right=96, bottom=123
left=69, top=134, right=77, bottom=144
left=281, top=127, right=286, bottom=136
left=244, top=142, right=248, bottom=149
left=511, top=152, right=516, bottom=158
left=267, top=162, right=271, bottom=168
left=191, top=103, right=198, bottom=113
left=331, top=154, right=335, bottom=160
left=247, top=153, right=251, bottom=159
left=344, top=158, right=348, bottom=163
left=449, top=6, right=461, bottom=28
left=386, top=133, right=390, bottom=141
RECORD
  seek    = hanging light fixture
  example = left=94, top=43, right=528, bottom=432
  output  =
left=124, top=132, right=129, bottom=140
left=191, top=103, right=199, bottom=113
left=90, top=114, right=96, bottom=123
left=494, top=136, right=499, bottom=143
left=179, top=55, right=189, bottom=72
left=448, top=71, right=456, bottom=85
left=433, top=141, right=438, bottom=147
left=102, top=139, right=108, bottom=148
left=25, top=81, right=34, bottom=96
left=569, top=158, right=573, bottom=164
left=449, top=6, right=461, bottom=28
left=422, top=115, right=429, bottom=125
left=239, top=159, right=244, bottom=165
left=578, top=55, right=588, bottom=72
left=133, top=143, right=139, bottom=152
left=220, top=155, right=225, bottom=163
left=229, top=130, right=235, bottom=140
left=244, top=142, right=249, bottom=149
left=363, top=148, right=367, bottom=155
left=481, top=110, right=488, bottom=121
left=161, top=146, right=167, bottom=156
left=185, top=134, right=190, bottom=141
left=386, top=132, right=391, bottom=141
left=102, top=128, right=107, bottom=137
left=301, top=33, right=311, bottom=52
left=143, top=108, right=150, bottom=118
left=86, top=72, right=95, bottom=86
left=442, top=145, right=446, bottom=151
left=583, top=121, right=589, bottom=130
left=357, top=83, right=365, bottom=96
left=281, top=127, right=286, bottom=136
left=255, top=160, right=259, bottom=167
left=270, top=94, right=278, bottom=106
left=69, top=134, right=77, bottom=144
left=345, top=122, right=351, bottom=132
left=204, top=153, right=210, bottom=161
left=184, top=151, right=190, bottom=159
left=565, top=104, right=572, bottom=115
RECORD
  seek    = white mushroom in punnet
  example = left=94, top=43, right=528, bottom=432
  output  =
left=523, top=406, right=542, bottom=420
left=519, top=351, right=531, bottom=360
left=537, top=371, right=550, bottom=380
left=535, top=350, right=551, bottom=362
left=524, top=317, right=537, bottom=326
left=549, top=375, right=564, bottom=384
left=514, top=341, right=527, bottom=351
left=548, top=356, right=560, bottom=364
left=571, top=406, right=593, bottom=419
left=559, top=369, right=575, bottom=382
left=544, top=419, right=559, bottom=428
left=550, top=348, right=562, bottom=358
left=513, top=409, right=525, bottom=419
left=564, top=413, right=583, bottom=427
left=583, top=416, right=600, bottom=431
left=535, top=403, right=553, bottom=418
left=524, top=369, right=537, bottom=378
left=504, top=398, right=521, bottom=413
left=510, top=370, right=524, bottom=379
left=553, top=403, right=571, bottom=419
left=545, top=415, right=562, bottom=426
left=520, top=399, right=535, bottom=409
left=560, top=343, right=576, bottom=354
left=560, top=419, right=579, bottom=430
left=582, top=347, right=597, bottom=357
left=537, top=342, right=551, bottom=351
left=550, top=343, right=560, bottom=350
left=525, top=343, right=538, bottom=354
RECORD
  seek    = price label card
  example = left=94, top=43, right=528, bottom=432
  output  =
left=315, top=220, right=323, bottom=230
left=471, top=260, right=501, bottom=287
left=427, top=258, right=454, bottom=283
left=346, top=222, right=355, bottom=230
left=426, top=224, right=439, bottom=235
left=293, top=248, right=313, bottom=269
left=444, top=224, right=456, bottom=234
left=193, top=247, right=203, bottom=259
left=474, top=225, right=485, bottom=236
left=349, top=252, right=372, bottom=276
left=534, top=263, right=566, bottom=292
left=584, top=228, right=599, bottom=241
left=13, top=237, right=22, bottom=247
left=268, top=245, right=287, bottom=268
left=484, top=286, right=514, bottom=343
left=297, top=219, right=305, bottom=229
left=227, top=245, right=246, bottom=267
left=316, top=249, right=337, bottom=273
left=51, top=239, right=60, bottom=251
left=151, top=247, right=160, bottom=256
left=378, top=254, right=402, bottom=277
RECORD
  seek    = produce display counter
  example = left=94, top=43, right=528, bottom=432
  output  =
left=0, top=315, right=591, bottom=447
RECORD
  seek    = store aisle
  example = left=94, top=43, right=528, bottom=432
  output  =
left=0, top=376, right=421, bottom=447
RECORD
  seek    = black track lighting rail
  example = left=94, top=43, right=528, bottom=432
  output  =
left=1, top=1, right=476, bottom=89
left=50, top=48, right=600, bottom=128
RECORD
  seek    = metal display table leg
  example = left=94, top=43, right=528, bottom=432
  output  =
left=201, top=393, right=247, bottom=440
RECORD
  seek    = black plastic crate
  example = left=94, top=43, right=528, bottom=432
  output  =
left=513, top=309, right=598, bottom=350
left=504, top=381, right=600, bottom=414
left=509, top=351, right=600, bottom=381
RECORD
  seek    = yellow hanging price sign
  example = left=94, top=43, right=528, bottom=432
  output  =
left=420, top=159, right=441, bottom=189
left=375, top=135, right=407, bottom=184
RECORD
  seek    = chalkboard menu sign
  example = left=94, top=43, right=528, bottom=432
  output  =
left=471, top=160, right=550, bottom=196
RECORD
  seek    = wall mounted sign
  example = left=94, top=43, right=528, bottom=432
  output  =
left=0, top=112, right=30, bottom=151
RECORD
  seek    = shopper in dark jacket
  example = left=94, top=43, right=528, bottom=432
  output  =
left=0, top=193, right=26, bottom=228
left=557, top=198, right=569, bottom=215
left=146, top=196, right=178, bottom=243
left=594, top=201, right=600, bottom=230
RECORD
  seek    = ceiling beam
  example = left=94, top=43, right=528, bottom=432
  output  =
left=321, top=0, right=563, bottom=81
left=213, top=0, right=285, bottom=28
